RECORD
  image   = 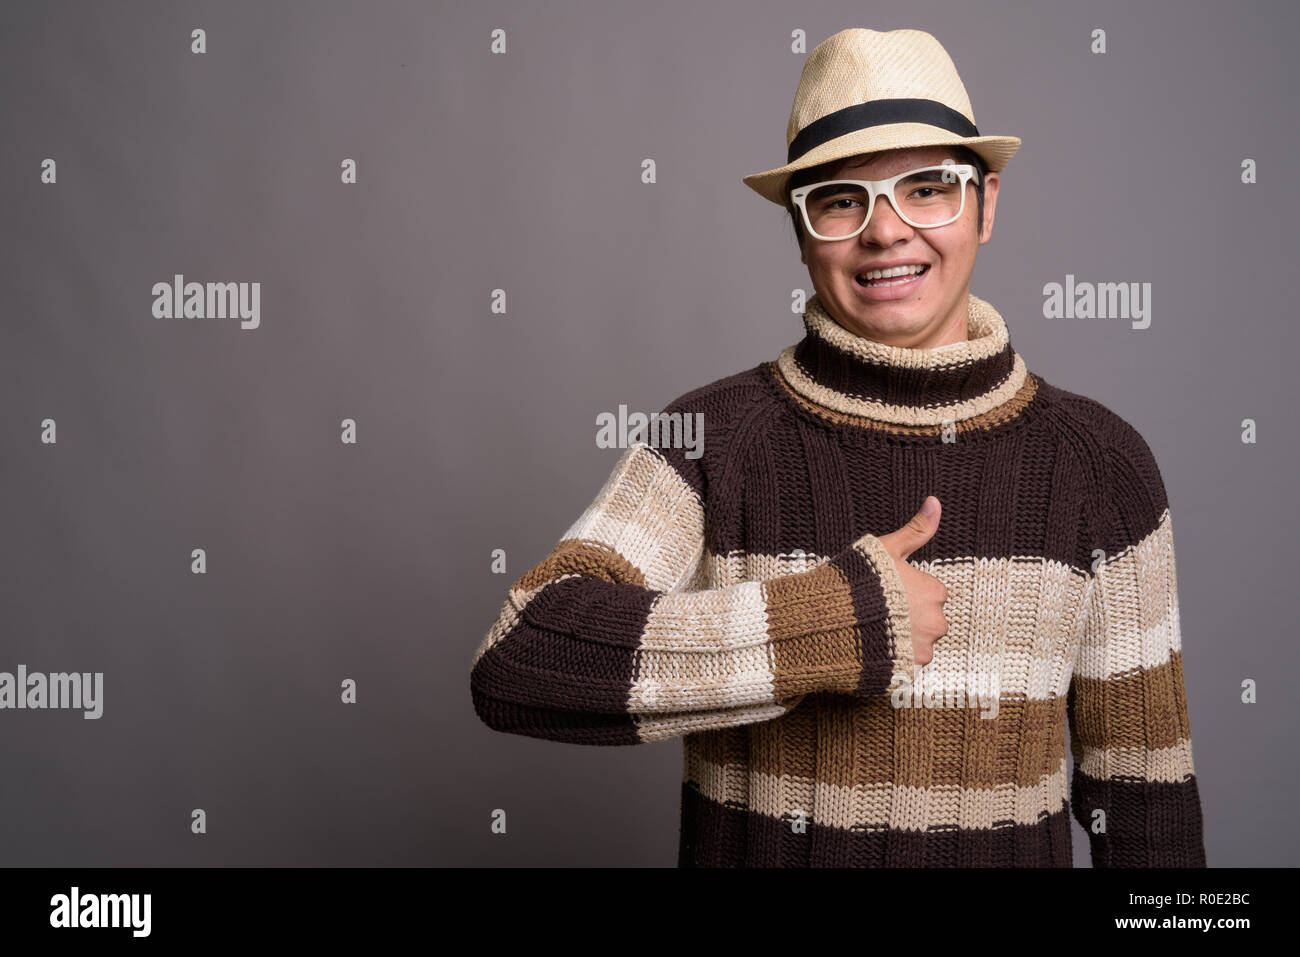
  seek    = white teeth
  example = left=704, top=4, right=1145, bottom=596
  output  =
left=859, top=264, right=926, bottom=281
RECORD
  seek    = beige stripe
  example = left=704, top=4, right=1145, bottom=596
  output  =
left=772, top=362, right=1040, bottom=435
left=558, top=442, right=704, bottom=591
left=962, top=555, right=1090, bottom=698
left=779, top=348, right=1029, bottom=427
left=1075, top=509, right=1181, bottom=680
left=687, top=753, right=1070, bottom=832
left=855, top=533, right=914, bottom=682
left=706, top=550, right=1091, bottom=701
left=633, top=701, right=798, bottom=743
left=630, top=548, right=902, bottom=714
left=805, top=292, right=1011, bottom=367
left=629, top=581, right=780, bottom=714
left=1076, top=739, right=1196, bottom=783
left=701, top=548, right=831, bottom=585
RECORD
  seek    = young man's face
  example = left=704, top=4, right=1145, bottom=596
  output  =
left=799, top=145, right=1000, bottom=348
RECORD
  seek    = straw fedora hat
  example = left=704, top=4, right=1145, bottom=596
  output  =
left=742, top=28, right=1021, bottom=207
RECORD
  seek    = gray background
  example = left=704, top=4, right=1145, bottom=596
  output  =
left=1, top=0, right=1295, bottom=867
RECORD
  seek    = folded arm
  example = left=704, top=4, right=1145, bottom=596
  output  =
left=470, top=440, right=913, bottom=745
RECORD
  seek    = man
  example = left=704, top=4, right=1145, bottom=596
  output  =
left=469, top=27, right=1206, bottom=867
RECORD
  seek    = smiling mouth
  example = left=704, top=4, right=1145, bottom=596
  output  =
left=855, top=264, right=930, bottom=287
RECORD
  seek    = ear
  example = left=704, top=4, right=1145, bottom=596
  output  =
left=978, top=171, right=1001, bottom=244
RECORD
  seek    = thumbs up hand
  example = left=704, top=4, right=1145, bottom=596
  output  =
left=874, top=496, right=948, bottom=667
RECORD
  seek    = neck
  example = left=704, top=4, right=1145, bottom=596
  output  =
left=773, top=291, right=1035, bottom=428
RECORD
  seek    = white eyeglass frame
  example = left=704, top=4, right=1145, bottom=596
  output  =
left=790, top=163, right=980, bottom=241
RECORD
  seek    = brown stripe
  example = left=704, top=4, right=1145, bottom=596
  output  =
left=748, top=693, right=821, bottom=781
left=469, top=678, right=642, bottom=746
left=514, top=538, right=647, bottom=591
left=476, top=577, right=649, bottom=703
left=765, top=561, right=862, bottom=697
left=679, top=782, right=1075, bottom=867
left=791, top=325, right=1017, bottom=410
left=840, top=537, right=911, bottom=694
left=725, top=693, right=1069, bottom=790
left=1068, top=650, right=1191, bottom=752
left=1071, top=771, right=1206, bottom=866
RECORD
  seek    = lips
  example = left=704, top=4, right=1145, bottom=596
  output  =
left=849, top=263, right=932, bottom=302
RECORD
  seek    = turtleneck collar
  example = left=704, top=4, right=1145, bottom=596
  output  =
left=774, top=291, right=1033, bottom=428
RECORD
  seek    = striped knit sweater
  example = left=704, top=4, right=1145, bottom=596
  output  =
left=469, top=291, right=1207, bottom=868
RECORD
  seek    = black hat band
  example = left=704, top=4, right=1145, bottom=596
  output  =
left=787, top=98, right=981, bottom=164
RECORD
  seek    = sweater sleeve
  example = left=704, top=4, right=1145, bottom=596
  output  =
left=469, top=439, right=914, bottom=746
left=1067, top=421, right=1207, bottom=866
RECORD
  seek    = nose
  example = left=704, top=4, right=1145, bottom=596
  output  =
left=859, top=192, right=913, bottom=245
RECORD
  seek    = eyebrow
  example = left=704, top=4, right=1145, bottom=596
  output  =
left=840, top=159, right=955, bottom=174
left=814, top=183, right=863, bottom=196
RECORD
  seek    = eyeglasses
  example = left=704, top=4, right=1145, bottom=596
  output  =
left=790, top=163, right=980, bottom=241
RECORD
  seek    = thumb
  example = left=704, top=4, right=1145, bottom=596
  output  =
left=889, top=496, right=941, bottom=559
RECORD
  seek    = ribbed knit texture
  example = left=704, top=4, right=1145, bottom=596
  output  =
left=470, top=291, right=1207, bottom=868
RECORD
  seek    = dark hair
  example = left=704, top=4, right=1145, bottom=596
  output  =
left=784, top=145, right=989, bottom=252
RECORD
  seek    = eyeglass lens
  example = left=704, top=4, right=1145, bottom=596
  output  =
left=804, top=168, right=967, bottom=236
